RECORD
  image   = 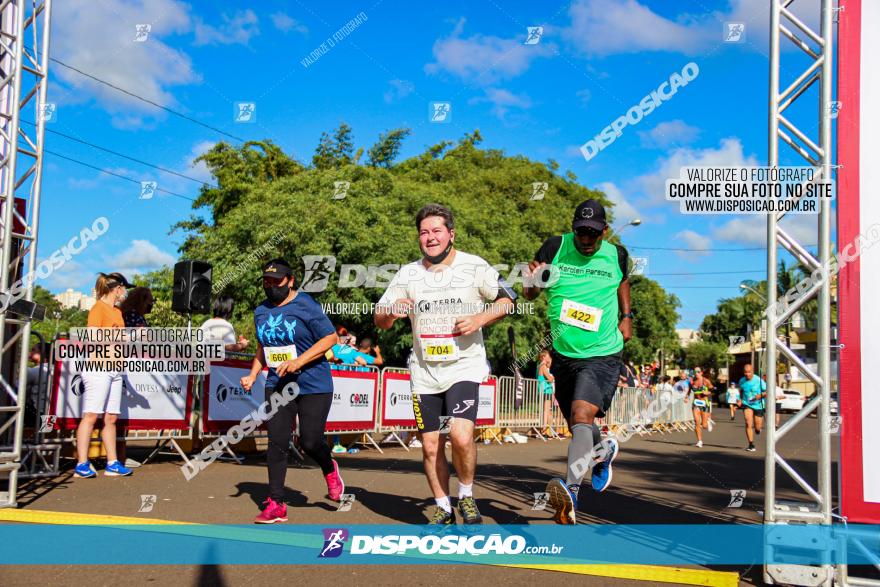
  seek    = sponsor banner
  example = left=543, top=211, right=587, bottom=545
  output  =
left=380, top=370, right=496, bottom=428
left=0, top=524, right=878, bottom=565
left=839, top=0, right=880, bottom=523
left=327, top=368, right=378, bottom=432
left=202, top=360, right=377, bottom=433
left=49, top=359, right=192, bottom=430
left=202, top=360, right=266, bottom=432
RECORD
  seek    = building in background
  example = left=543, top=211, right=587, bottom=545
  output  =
left=54, top=288, right=95, bottom=311
left=676, top=328, right=701, bottom=348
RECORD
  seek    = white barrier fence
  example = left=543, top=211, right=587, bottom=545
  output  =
left=496, top=377, right=696, bottom=439
left=45, top=353, right=693, bottom=464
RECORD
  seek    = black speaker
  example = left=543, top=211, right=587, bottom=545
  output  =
left=172, top=260, right=212, bottom=314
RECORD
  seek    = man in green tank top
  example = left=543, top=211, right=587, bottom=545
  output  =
left=523, top=199, right=632, bottom=524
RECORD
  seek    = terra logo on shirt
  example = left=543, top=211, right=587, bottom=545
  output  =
left=258, top=314, right=297, bottom=345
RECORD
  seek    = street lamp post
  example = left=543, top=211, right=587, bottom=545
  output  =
left=740, top=284, right=765, bottom=374
left=613, top=218, right=642, bottom=236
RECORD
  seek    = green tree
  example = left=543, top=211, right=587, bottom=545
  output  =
left=29, top=286, right=89, bottom=343
left=625, top=275, right=681, bottom=364
left=155, top=128, right=680, bottom=369
left=681, top=340, right=729, bottom=374
left=312, top=123, right=355, bottom=169
left=366, top=128, right=411, bottom=168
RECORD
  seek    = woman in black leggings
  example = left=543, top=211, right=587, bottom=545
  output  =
left=240, top=259, right=343, bottom=524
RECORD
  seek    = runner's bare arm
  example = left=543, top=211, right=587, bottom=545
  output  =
left=241, top=342, right=267, bottom=390
left=374, top=298, right=413, bottom=329
left=523, top=260, right=545, bottom=300
left=618, top=278, right=632, bottom=342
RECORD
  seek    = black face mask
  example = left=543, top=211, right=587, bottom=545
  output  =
left=424, top=241, right=453, bottom=265
left=264, top=284, right=291, bottom=305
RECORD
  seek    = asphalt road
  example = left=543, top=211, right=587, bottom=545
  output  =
left=1, top=411, right=835, bottom=586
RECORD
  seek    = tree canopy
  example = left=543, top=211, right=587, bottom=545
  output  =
left=146, top=125, right=681, bottom=372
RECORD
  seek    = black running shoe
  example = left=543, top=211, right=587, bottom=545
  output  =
left=747, top=443, right=756, bottom=452
left=458, top=496, right=483, bottom=524
left=429, top=507, right=455, bottom=525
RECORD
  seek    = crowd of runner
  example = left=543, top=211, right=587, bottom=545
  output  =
left=65, top=198, right=775, bottom=527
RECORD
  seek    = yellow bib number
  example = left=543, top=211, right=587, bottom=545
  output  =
left=264, top=344, right=297, bottom=369
left=420, top=337, right=459, bottom=362
left=559, top=299, right=603, bottom=332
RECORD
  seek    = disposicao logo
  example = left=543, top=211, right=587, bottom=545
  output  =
left=319, top=528, right=348, bottom=558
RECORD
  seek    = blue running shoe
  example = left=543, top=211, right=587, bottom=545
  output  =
left=74, top=461, right=96, bottom=478
left=591, top=437, right=619, bottom=492
left=104, top=460, right=133, bottom=477
left=546, top=478, right=577, bottom=524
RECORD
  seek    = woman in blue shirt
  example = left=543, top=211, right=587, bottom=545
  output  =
left=240, top=259, right=343, bottom=523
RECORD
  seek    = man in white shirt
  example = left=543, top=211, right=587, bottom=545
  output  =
left=375, top=204, right=514, bottom=525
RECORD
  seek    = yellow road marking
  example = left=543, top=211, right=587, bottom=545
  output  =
left=501, top=563, right=739, bottom=586
left=1, top=508, right=740, bottom=585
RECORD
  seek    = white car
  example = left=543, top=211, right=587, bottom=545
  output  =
left=778, top=389, right=806, bottom=413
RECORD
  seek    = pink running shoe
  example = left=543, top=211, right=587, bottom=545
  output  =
left=254, top=498, right=288, bottom=524
left=325, top=460, right=345, bottom=501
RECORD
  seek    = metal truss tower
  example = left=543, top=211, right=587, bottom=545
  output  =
left=0, top=0, right=52, bottom=508
left=765, top=0, right=836, bottom=584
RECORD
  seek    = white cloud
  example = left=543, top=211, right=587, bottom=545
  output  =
left=182, top=140, right=217, bottom=186
left=576, top=88, right=592, bottom=107
left=35, top=260, right=94, bottom=291
left=384, top=79, right=415, bottom=104
left=52, top=0, right=198, bottom=128
left=562, top=0, right=819, bottom=57
left=674, top=230, right=712, bottom=260
left=68, top=167, right=137, bottom=190
left=425, top=19, right=554, bottom=84
left=638, top=120, right=701, bottom=149
left=564, top=0, right=714, bottom=56
left=469, top=88, right=532, bottom=119
left=194, top=10, right=260, bottom=46
left=270, top=12, right=307, bottom=34
left=638, top=138, right=760, bottom=205
left=711, top=215, right=815, bottom=247
left=598, top=181, right=640, bottom=225
left=723, top=0, right=820, bottom=53
left=112, top=240, right=176, bottom=275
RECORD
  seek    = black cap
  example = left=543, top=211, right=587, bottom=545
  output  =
left=572, top=199, right=607, bottom=231
left=105, top=272, right=134, bottom=289
left=261, top=259, right=293, bottom=280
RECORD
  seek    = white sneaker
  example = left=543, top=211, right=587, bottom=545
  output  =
left=696, top=441, right=703, bottom=448
left=124, top=458, right=142, bottom=468
left=408, top=439, right=422, bottom=448
left=708, top=419, right=716, bottom=432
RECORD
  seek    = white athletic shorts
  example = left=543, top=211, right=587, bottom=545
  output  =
left=82, top=371, right=124, bottom=415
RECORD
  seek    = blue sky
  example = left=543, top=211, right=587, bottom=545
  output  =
left=36, top=0, right=830, bottom=328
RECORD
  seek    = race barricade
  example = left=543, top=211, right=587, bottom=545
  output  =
left=48, top=354, right=196, bottom=464
left=496, top=375, right=544, bottom=440
left=377, top=367, right=498, bottom=450
left=200, top=358, right=382, bottom=455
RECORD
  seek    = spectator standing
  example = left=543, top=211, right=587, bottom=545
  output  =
left=120, top=287, right=154, bottom=328
left=74, top=272, right=135, bottom=478
left=201, top=296, right=249, bottom=353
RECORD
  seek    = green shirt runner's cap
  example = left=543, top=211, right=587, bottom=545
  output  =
left=572, top=199, right=607, bottom=231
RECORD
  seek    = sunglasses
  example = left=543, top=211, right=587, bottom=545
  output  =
left=575, top=226, right=603, bottom=238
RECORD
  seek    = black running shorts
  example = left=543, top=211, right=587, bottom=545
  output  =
left=412, top=381, right=479, bottom=433
left=550, top=350, right=622, bottom=420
